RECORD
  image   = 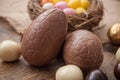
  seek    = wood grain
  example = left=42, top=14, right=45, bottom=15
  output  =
left=0, top=52, right=117, bottom=80
left=100, top=52, right=117, bottom=80
left=0, top=17, right=21, bottom=42
left=0, top=0, right=120, bottom=80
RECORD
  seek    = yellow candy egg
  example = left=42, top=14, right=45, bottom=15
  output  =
left=81, top=0, right=90, bottom=10
left=52, top=0, right=64, bottom=4
left=76, top=7, right=86, bottom=14
left=68, top=0, right=81, bottom=9
left=65, top=0, right=70, bottom=3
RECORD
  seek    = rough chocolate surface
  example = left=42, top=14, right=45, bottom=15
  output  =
left=21, top=8, right=67, bottom=66
left=63, top=30, right=103, bottom=73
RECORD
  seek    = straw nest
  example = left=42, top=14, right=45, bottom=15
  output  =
left=28, top=0, right=104, bottom=33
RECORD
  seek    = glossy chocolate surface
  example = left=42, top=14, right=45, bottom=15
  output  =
left=114, top=62, right=120, bottom=80
left=85, top=69, right=108, bottom=80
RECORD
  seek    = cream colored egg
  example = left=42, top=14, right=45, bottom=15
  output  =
left=42, top=2, right=54, bottom=9
left=56, top=65, right=83, bottom=80
left=116, top=48, right=120, bottom=62
left=0, top=40, right=21, bottom=62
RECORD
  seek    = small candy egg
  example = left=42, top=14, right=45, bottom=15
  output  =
left=76, top=7, right=86, bottom=14
left=81, top=0, right=90, bottom=10
left=65, top=0, right=70, bottom=3
left=115, top=48, right=120, bottom=62
left=63, top=8, right=76, bottom=15
left=52, top=0, right=64, bottom=4
left=41, top=0, right=51, bottom=6
left=0, top=40, right=21, bottom=62
left=68, top=0, right=81, bottom=9
left=55, top=1, right=68, bottom=10
left=56, top=65, right=83, bottom=80
left=42, top=2, right=54, bottom=9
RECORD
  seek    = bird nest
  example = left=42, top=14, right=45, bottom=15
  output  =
left=28, top=0, right=104, bottom=33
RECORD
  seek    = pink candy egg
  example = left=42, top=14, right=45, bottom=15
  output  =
left=63, top=8, right=76, bottom=15
left=55, top=1, right=68, bottom=10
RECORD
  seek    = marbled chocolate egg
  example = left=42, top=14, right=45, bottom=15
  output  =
left=63, top=30, right=103, bottom=74
left=21, top=8, right=67, bottom=66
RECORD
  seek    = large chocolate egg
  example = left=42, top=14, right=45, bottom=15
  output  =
left=63, top=30, right=103, bottom=73
left=21, top=8, right=67, bottom=66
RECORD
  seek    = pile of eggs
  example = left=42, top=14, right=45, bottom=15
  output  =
left=41, top=0, right=90, bottom=15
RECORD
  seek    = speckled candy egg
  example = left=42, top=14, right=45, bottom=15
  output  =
left=55, top=1, right=68, bottom=10
left=63, top=8, right=76, bottom=15
left=65, top=0, right=70, bottom=3
left=81, top=0, right=90, bottom=10
left=42, top=2, right=54, bottom=9
left=68, top=0, right=81, bottom=9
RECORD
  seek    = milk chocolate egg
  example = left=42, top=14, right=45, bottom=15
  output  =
left=63, top=30, right=103, bottom=74
left=21, top=8, right=67, bottom=66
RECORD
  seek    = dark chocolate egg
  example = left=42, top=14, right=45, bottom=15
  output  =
left=85, top=69, right=108, bottom=80
left=114, top=62, right=120, bottom=80
left=21, top=8, right=67, bottom=66
left=63, top=30, right=103, bottom=74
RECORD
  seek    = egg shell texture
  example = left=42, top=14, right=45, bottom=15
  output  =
left=21, top=8, right=67, bottom=66
left=63, top=30, right=103, bottom=73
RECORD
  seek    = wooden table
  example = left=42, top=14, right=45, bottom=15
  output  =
left=0, top=0, right=120, bottom=80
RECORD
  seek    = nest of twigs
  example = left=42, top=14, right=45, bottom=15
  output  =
left=28, top=0, right=104, bottom=32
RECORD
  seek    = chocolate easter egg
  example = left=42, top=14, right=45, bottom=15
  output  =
left=63, top=30, right=103, bottom=74
left=114, top=62, right=120, bottom=80
left=85, top=69, right=108, bottom=80
left=21, top=8, right=67, bottom=66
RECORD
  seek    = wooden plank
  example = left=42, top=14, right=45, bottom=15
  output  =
left=0, top=0, right=120, bottom=80
left=0, top=52, right=117, bottom=80
left=100, top=52, right=117, bottom=80
left=0, top=17, right=21, bottom=42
